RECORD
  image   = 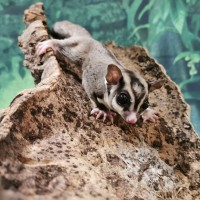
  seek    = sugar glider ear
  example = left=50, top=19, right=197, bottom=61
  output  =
left=148, top=80, right=164, bottom=92
left=106, top=64, right=122, bottom=85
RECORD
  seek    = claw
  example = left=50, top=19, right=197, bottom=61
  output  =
left=141, top=108, right=159, bottom=123
left=96, top=111, right=103, bottom=119
left=91, top=108, right=116, bottom=123
left=108, top=114, right=114, bottom=124
left=103, top=114, right=107, bottom=122
left=107, top=111, right=116, bottom=124
left=36, top=40, right=54, bottom=56
left=91, top=108, right=99, bottom=115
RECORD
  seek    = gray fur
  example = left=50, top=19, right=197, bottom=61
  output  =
left=37, top=20, right=154, bottom=123
left=51, top=21, right=125, bottom=108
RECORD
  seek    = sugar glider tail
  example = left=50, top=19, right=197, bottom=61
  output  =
left=51, top=20, right=91, bottom=39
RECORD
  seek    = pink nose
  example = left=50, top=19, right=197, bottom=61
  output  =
left=125, top=112, right=137, bottom=124
left=126, top=118, right=137, bottom=124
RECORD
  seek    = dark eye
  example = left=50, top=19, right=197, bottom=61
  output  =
left=141, top=100, right=149, bottom=110
left=117, top=92, right=130, bottom=106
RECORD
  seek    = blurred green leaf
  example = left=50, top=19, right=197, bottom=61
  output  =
left=183, top=91, right=200, bottom=100
left=174, top=51, right=200, bottom=63
left=170, top=0, right=186, bottom=34
left=192, top=14, right=200, bottom=35
left=161, top=1, right=170, bottom=21
left=122, top=0, right=143, bottom=29
left=188, top=63, right=197, bottom=76
left=181, top=22, right=200, bottom=49
left=0, top=63, right=9, bottom=74
left=0, top=1, right=10, bottom=6
left=18, top=66, right=26, bottom=78
left=129, top=24, right=150, bottom=39
left=11, top=56, right=21, bottom=69
left=138, top=0, right=156, bottom=20
left=179, top=76, right=200, bottom=89
left=0, top=37, right=13, bottom=50
left=56, top=10, right=61, bottom=20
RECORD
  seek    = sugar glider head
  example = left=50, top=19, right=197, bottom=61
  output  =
left=105, top=64, right=163, bottom=124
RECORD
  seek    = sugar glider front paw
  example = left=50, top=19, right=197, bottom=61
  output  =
left=91, top=108, right=116, bottom=123
left=36, top=40, right=55, bottom=55
left=141, top=108, right=158, bottom=123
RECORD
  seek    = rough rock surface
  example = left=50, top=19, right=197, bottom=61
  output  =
left=0, top=3, right=199, bottom=200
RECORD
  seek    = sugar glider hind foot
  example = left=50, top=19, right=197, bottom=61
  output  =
left=36, top=40, right=56, bottom=55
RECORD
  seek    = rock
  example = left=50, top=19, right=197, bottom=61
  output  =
left=0, top=3, right=199, bottom=200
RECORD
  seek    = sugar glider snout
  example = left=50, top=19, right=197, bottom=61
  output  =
left=124, top=112, right=138, bottom=124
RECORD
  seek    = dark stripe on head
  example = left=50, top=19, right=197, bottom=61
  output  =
left=93, top=92, right=103, bottom=100
left=139, top=98, right=149, bottom=113
left=107, top=84, right=111, bottom=96
left=126, top=70, right=139, bottom=84
left=134, top=91, right=146, bottom=111
left=123, top=104, right=131, bottom=111
left=106, top=76, right=124, bottom=96
left=125, top=69, right=146, bottom=111
left=115, top=77, right=125, bottom=94
left=125, top=70, right=143, bottom=88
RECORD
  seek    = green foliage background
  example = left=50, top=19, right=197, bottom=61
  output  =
left=0, top=0, right=199, bottom=134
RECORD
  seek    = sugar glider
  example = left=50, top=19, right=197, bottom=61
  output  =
left=36, top=21, right=163, bottom=124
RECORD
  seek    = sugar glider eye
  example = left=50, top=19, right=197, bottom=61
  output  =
left=117, top=92, right=130, bottom=106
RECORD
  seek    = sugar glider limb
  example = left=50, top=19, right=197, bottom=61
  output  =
left=36, top=20, right=163, bottom=124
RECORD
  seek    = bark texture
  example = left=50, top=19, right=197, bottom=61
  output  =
left=0, top=3, right=199, bottom=200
